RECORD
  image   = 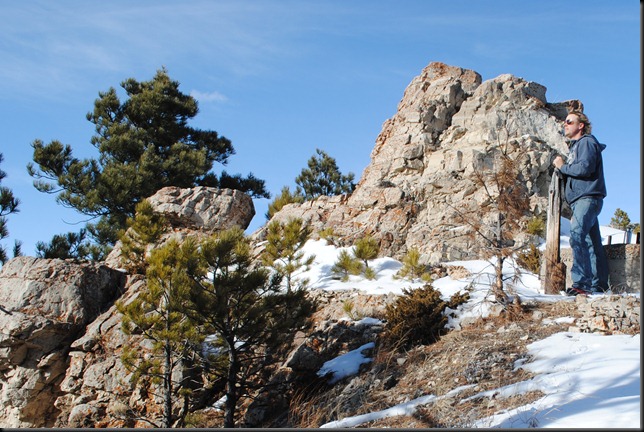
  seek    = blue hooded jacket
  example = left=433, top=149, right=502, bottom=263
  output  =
left=558, top=134, right=607, bottom=205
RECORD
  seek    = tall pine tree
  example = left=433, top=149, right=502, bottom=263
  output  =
left=117, top=238, right=203, bottom=428
left=28, top=68, right=269, bottom=255
left=610, top=208, right=633, bottom=231
left=185, top=228, right=316, bottom=427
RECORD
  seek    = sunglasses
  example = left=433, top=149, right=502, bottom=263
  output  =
left=564, top=119, right=576, bottom=125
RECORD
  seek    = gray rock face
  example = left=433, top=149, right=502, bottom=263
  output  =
left=1, top=186, right=255, bottom=427
left=104, top=186, right=255, bottom=269
left=261, top=62, right=578, bottom=263
left=0, top=257, right=126, bottom=427
left=145, top=186, right=255, bottom=231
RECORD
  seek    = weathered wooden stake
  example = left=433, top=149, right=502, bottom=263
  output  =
left=544, top=170, right=566, bottom=294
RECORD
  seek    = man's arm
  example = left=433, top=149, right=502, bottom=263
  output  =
left=556, top=139, right=598, bottom=179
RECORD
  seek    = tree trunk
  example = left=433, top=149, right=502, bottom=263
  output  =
left=494, top=255, right=509, bottom=303
left=494, top=214, right=509, bottom=303
left=224, top=348, right=239, bottom=428
left=544, top=170, right=566, bottom=294
left=164, top=342, right=173, bottom=428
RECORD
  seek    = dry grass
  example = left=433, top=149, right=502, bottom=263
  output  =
left=287, top=299, right=575, bottom=428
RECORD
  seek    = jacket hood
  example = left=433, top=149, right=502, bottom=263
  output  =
left=589, top=134, right=607, bottom=152
left=570, top=134, right=606, bottom=151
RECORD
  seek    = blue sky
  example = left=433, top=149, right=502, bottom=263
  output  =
left=0, top=0, right=640, bottom=257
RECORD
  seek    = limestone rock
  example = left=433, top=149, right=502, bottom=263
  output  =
left=146, top=186, right=255, bottom=231
left=258, top=61, right=578, bottom=263
left=0, top=257, right=126, bottom=428
left=105, top=186, right=255, bottom=268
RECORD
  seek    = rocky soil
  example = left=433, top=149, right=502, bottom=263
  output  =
left=193, top=291, right=639, bottom=428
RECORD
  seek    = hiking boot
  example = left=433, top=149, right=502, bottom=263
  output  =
left=564, top=286, right=591, bottom=297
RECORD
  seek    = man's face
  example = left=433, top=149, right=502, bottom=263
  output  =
left=564, top=115, right=584, bottom=139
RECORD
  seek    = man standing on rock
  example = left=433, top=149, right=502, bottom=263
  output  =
left=553, top=110, right=609, bottom=296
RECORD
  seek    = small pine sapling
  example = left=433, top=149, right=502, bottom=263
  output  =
left=353, top=235, right=379, bottom=280
left=331, top=249, right=362, bottom=281
left=262, top=217, right=315, bottom=292
left=318, top=227, right=339, bottom=245
left=265, top=186, right=304, bottom=219
left=394, top=247, right=432, bottom=282
left=516, top=243, right=542, bottom=275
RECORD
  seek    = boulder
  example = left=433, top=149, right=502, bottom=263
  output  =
left=105, top=186, right=255, bottom=269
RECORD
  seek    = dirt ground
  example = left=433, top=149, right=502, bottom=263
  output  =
left=290, top=298, right=583, bottom=428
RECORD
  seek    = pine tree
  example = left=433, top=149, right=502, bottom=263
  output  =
left=35, top=228, right=100, bottom=260
left=384, top=284, right=468, bottom=350
left=119, top=200, right=168, bottom=274
left=353, top=235, right=378, bottom=266
left=27, top=68, right=269, bottom=252
left=0, top=153, right=20, bottom=264
left=394, top=247, right=432, bottom=282
left=265, top=186, right=304, bottom=219
left=331, top=249, right=363, bottom=281
left=450, top=122, right=531, bottom=304
left=295, top=148, right=355, bottom=200
left=610, top=208, right=633, bottom=231
left=184, top=228, right=316, bottom=428
left=353, top=235, right=379, bottom=279
left=261, top=218, right=315, bottom=292
left=117, top=238, right=202, bottom=428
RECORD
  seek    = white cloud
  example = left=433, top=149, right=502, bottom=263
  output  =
left=190, top=90, right=228, bottom=104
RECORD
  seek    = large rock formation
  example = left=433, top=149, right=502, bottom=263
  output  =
left=1, top=186, right=255, bottom=427
left=0, top=257, right=126, bottom=427
left=262, top=62, right=577, bottom=262
left=144, top=186, right=254, bottom=231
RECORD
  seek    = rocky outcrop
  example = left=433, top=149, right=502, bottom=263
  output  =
left=53, top=276, right=156, bottom=428
left=260, top=62, right=576, bottom=262
left=0, top=257, right=126, bottom=427
left=104, top=186, right=255, bottom=269
left=1, top=186, right=255, bottom=427
left=145, top=186, right=254, bottom=231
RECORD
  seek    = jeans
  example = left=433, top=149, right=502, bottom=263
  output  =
left=569, top=197, right=609, bottom=291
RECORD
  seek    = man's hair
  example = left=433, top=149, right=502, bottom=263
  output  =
left=568, top=110, right=592, bottom=135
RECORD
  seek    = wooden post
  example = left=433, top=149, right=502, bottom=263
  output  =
left=544, top=170, right=566, bottom=294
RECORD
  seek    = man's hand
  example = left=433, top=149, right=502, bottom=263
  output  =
left=553, top=155, right=565, bottom=169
